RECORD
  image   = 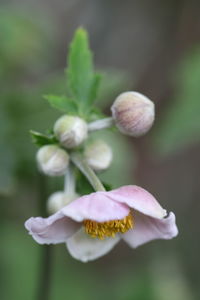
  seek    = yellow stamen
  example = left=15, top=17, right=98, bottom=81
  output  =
left=84, top=212, right=134, bottom=239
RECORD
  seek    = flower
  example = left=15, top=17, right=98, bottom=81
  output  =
left=25, top=185, right=178, bottom=262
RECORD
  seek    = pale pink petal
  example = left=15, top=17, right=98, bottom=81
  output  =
left=122, top=211, right=178, bottom=248
left=66, top=227, right=120, bottom=262
left=108, top=185, right=167, bottom=218
left=25, top=212, right=80, bottom=244
left=61, top=192, right=129, bottom=222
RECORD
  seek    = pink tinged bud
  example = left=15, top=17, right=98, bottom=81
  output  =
left=36, top=145, right=69, bottom=176
left=111, top=91, right=155, bottom=137
left=54, top=115, right=88, bottom=149
left=84, top=139, right=113, bottom=171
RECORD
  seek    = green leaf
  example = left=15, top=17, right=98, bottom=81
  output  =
left=30, top=130, right=57, bottom=146
left=44, top=94, right=78, bottom=114
left=87, top=73, right=101, bottom=106
left=67, top=28, right=101, bottom=113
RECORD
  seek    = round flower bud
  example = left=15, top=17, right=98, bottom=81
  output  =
left=84, top=139, right=113, bottom=171
left=36, top=145, right=69, bottom=176
left=54, top=115, right=88, bottom=149
left=111, top=91, right=155, bottom=137
left=47, top=191, right=79, bottom=214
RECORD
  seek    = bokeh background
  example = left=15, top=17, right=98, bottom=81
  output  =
left=1, top=0, right=200, bottom=299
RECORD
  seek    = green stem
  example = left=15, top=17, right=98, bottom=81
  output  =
left=64, top=163, right=75, bottom=195
left=37, top=244, right=52, bottom=300
left=87, top=117, right=114, bottom=131
left=70, top=152, right=105, bottom=192
left=37, top=173, right=52, bottom=300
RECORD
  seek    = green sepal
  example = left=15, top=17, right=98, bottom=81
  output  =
left=30, top=130, right=58, bottom=146
left=44, top=94, right=78, bottom=114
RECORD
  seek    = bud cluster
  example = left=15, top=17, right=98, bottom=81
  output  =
left=31, top=30, right=156, bottom=218
left=35, top=89, right=155, bottom=216
left=36, top=91, right=155, bottom=178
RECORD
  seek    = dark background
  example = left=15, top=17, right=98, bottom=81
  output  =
left=1, top=0, right=200, bottom=299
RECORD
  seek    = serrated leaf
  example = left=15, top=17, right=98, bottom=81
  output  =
left=67, top=28, right=101, bottom=114
left=44, top=94, right=78, bottom=114
left=30, top=130, right=57, bottom=146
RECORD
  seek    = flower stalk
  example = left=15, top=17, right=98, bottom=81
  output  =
left=70, top=151, right=105, bottom=192
left=64, top=164, right=76, bottom=195
left=88, top=117, right=114, bottom=131
left=37, top=173, right=52, bottom=300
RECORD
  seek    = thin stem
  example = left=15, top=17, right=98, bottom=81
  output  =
left=88, top=117, right=114, bottom=131
left=64, top=164, right=75, bottom=195
left=70, top=152, right=106, bottom=192
left=37, top=244, right=52, bottom=300
left=37, top=173, right=52, bottom=300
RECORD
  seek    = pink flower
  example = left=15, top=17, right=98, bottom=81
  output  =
left=25, top=185, right=178, bottom=262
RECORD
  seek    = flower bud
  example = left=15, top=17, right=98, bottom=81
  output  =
left=84, top=139, right=113, bottom=171
left=36, top=145, right=69, bottom=176
left=47, top=191, right=79, bottom=214
left=111, top=91, right=155, bottom=137
left=54, top=115, right=88, bottom=149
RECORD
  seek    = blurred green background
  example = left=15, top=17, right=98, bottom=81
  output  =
left=1, top=1, right=200, bottom=299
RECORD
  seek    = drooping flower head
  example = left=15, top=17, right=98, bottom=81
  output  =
left=25, top=185, right=178, bottom=262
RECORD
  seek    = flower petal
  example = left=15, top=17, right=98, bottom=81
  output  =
left=66, top=228, right=120, bottom=262
left=25, top=212, right=80, bottom=244
left=122, top=211, right=178, bottom=248
left=61, top=192, right=129, bottom=222
left=108, top=185, right=167, bottom=218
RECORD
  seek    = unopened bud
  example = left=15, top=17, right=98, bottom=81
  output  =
left=47, top=191, right=79, bottom=214
left=84, top=139, right=113, bottom=171
left=54, top=115, right=88, bottom=149
left=36, top=145, right=69, bottom=176
left=111, top=91, right=155, bottom=137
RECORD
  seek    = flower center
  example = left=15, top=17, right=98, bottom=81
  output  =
left=84, top=213, right=134, bottom=239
